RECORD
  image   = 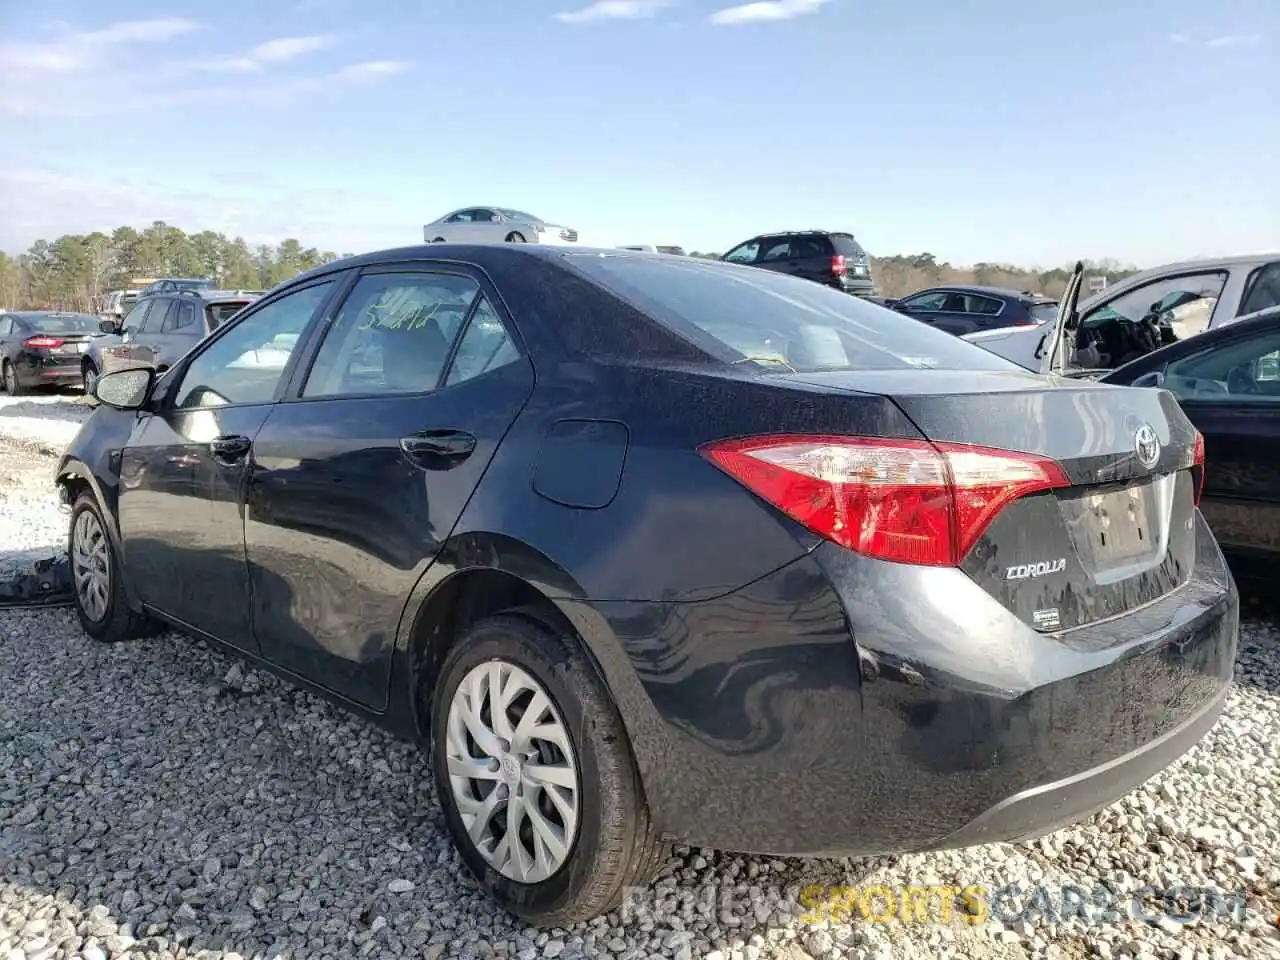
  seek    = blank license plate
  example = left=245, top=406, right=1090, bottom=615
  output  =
left=1085, top=485, right=1152, bottom=564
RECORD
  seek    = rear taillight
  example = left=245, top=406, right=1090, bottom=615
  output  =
left=24, top=336, right=63, bottom=348
left=1192, top=430, right=1205, bottom=506
left=831, top=254, right=847, bottom=276
left=699, top=435, right=1069, bottom=566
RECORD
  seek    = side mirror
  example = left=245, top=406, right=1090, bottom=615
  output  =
left=99, top=320, right=117, bottom=334
left=94, top=367, right=155, bottom=410
left=1130, top=370, right=1165, bottom=389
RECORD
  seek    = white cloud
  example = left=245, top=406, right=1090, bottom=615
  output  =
left=0, top=18, right=201, bottom=73
left=1205, top=34, right=1262, bottom=48
left=1168, top=33, right=1186, bottom=44
left=709, top=0, right=829, bottom=25
left=0, top=18, right=410, bottom=118
left=191, top=34, right=336, bottom=72
left=554, top=1, right=672, bottom=24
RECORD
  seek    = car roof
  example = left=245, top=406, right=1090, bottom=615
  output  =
left=145, top=288, right=261, bottom=301
left=283, top=242, right=626, bottom=288
left=913, top=284, right=1052, bottom=301
left=6, top=310, right=98, bottom=319
left=1079, top=253, right=1280, bottom=311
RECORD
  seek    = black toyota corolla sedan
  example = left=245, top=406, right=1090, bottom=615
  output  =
left=56, top=244, right=1237, bottom=926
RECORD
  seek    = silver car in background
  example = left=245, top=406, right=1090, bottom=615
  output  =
left=423, top=207, right=579, bottom=245
left=83, top=289, right=260, bottom=393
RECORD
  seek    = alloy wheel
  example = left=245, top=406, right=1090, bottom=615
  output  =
left=83, top=364, right=98, bottom=395
left=3, top=364, right=15, bottom=394
left=72, top=509, right=111, bottom=622
left=445, top=660, right=580, bottom=883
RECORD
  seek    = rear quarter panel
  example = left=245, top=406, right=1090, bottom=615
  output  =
left=450, top=364, right=926, bottom=601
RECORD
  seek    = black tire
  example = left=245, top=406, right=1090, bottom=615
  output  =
left=3, top=360, right=27, bottom=396
left=82, top=360, right=99, bottom=395
left=432, top=236, right=446, bottom=243
left=430, top=610, right=668, bottom=926
left=68, top=491, right=156, bottom=643
left=504, top=232, right=526, bottom=243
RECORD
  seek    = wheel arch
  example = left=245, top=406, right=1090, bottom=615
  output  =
left=55, top=458, right=143, bottom=610
left=391, top=533, right=652, bottom=758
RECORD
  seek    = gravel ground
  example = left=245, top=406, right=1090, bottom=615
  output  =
left=1, top=395, right=1278, bottom=960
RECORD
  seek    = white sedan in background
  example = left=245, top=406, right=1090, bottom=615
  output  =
left=423, top=207, right=579, bottom=245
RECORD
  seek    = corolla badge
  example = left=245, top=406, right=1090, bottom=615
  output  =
left=1134, top=424, right=1161, bottom=469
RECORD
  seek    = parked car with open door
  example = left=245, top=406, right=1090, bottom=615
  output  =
left=966, top=254, right=1280, bottom=373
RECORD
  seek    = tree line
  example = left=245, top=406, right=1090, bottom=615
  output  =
left=0, top=221, right=348, bottom=312
left=0, top=220, right=1141, bottom=312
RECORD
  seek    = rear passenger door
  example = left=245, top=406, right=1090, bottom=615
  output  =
left=244, top=265, right=536, bottom=709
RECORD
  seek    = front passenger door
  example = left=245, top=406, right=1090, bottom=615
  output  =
left=115, top=278, right=340, bottom=648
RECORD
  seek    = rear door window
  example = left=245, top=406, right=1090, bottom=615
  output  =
left=164, top=300, right=200, bottom=332
left=757, top=239, right=794, bottom=263
left=301, top=272, right=481, bottom=397
left=793, top=237, right=831, bottom=259
left=965, top=295, right=1004, bottom=315
left=565, top=254, right=1019, bottom=373
left=1240, top=262, right=1280, bottom=317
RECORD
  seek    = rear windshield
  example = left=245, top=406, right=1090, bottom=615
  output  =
left=564, top=254, right=1021, bottom=373
left=207, top=301, right=252, bottom=329
left=829, top=234, right=868, bottom=259
left=27, top=314, right=102, bottom=334
left=1029, top=301, right=1059, bottom=324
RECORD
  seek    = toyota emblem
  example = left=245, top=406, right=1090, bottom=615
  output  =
left=1134, top=424, right=1160, bottom=469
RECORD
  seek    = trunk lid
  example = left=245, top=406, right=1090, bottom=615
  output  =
left=780, top=368, right=1201, bottom=633
left=31, top=333, right=98, bottom=362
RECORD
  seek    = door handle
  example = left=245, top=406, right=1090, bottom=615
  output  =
left=210, top=434, right=252, bottom=462
left=400, top=429, right=476, bottom=466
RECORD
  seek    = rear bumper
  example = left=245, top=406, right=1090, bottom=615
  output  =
left=14, top=357, right=83, bottom=386
left=584, top=511, right=1238, bottom=856
left=921, top=683, right=1228, bottom=850
left=835, top=277, right=875, bottom=297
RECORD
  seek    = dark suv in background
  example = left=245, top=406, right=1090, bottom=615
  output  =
left=82, top=288, right=261, bottom=393
left=720, top=230, right=875, bottom=297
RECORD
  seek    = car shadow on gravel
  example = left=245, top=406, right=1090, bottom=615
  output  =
left=0, top=552, right=900, bottom=960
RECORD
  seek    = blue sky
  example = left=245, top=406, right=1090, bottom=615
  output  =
left=0, top=0, right=1276, bottom=266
